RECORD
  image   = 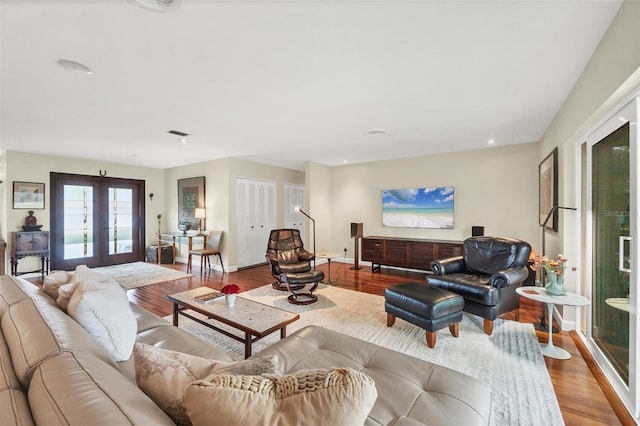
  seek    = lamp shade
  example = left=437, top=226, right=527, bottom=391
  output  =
left=194, top=208, right=206, bottom=218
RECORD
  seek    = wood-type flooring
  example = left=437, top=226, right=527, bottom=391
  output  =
left=63, top=260, right=632, bottom=425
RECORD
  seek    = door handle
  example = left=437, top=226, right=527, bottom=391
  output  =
left=619, top=236, right=631, bottom=273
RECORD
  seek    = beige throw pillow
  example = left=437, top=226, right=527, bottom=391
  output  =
left=43, top=270, right=72, bottom=299
left=56, top=265, right=113, bottom=310
left=184, top=368, right=378, bottom=426
left=67, top=277, right=136, bottom=361
left=133, top=343, right=279, bottom=426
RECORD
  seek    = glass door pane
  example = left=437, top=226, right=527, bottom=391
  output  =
left=108, top=187, right=133, bottom=255
left=63, top=184, right=95, bottom=260
left=592, top=122, right=630, bottom=384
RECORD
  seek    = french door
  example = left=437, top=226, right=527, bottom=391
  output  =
left=584, top=96, right=638, bottom=418
left=50, top=173, right=145, bottom=270
left=284, top=183, right=306, bottom=243
left=236, top=178, right=275, bottom=268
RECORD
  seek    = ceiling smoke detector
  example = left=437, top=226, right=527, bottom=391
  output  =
left=129, top=0, right=181, bottom=12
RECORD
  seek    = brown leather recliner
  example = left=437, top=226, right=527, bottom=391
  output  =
left=266, top=229, right=324, bottom=305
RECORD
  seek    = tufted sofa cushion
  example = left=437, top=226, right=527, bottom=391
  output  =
left=254, top=325, right=492, bottom=426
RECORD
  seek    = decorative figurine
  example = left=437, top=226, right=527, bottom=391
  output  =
left=22, top=211, right=43, bottom=231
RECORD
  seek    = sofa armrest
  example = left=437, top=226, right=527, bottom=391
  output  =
left=488, top=266, right=529, bottom=289
left=430, top=256, right=465, bottom=275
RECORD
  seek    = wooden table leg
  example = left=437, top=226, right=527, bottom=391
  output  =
left=245, top=332, right=252, bottom=359
left=172, top=303, right=179, bottom=326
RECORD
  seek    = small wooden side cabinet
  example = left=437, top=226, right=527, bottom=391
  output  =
left=361, top=236, right=463, bottom=272
left=11, top=231, right=50, bottom=278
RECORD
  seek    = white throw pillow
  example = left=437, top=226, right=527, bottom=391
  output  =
left=67, top=277, right=136, bottom=361
left=56, top=265, right=113, bottom=310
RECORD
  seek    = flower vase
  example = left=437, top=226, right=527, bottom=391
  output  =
left=545, top=273, right=566, bottom=296
left=225, top=294, right=236, bottom=307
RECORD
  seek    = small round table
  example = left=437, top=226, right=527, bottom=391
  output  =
left=315, top=252, right=342, bottom=284
left=516, top=286, right=590, bottom=360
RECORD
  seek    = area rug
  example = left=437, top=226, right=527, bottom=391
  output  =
left=93, top=262, right=192, bottom=290
left=165, top=284, right=564, bottom=426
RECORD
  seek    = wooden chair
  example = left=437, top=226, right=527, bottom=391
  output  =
left=188, top=230, right=224, bottom=275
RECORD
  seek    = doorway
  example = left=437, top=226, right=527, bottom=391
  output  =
left=50, top=172, right=145, bottom=270
left=584, top=96, right=638, bottom=417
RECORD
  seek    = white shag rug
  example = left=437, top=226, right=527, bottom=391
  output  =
left=94, top=262, right=192, bottom=290
left=165, top=283, right=564, bottom=426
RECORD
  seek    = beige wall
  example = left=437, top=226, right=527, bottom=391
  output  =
left=306, top=142, right=541, bottom=260
left=539, top=0, right=640, bottom=299
left=2, top=150, right=164, bottom=272
left=165, top=157, right=305, bottom=268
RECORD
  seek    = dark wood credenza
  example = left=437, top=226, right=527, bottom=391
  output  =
left=361, top=236, right=463, bottom=272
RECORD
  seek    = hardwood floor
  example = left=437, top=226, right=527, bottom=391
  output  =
left=124, top=261, right=628, bottom=425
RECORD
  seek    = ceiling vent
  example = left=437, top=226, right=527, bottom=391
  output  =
left=168, top=129, right=189, bottom=137
left=129, top=0, right=181, bottom=12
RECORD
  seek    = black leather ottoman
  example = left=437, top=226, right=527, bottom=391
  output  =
left=385, top=282, right=464, bottom=348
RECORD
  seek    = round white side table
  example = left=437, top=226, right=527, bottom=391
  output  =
left=315, top=252, right=342, bottom=284
left=516, top=286, right=590, bottom=360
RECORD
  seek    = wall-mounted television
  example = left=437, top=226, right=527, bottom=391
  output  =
left=382, top=187, right=454, bottom=229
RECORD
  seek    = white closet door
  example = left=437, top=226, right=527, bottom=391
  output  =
left=284, top=183, right=306, bottom=243
left=237, top=178, right=275, bottom=268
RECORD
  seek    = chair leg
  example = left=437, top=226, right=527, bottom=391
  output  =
left=483, top=319, right=494, bottom=335
left=449, top=323, right=459, bottom=338
left=217, top=254, right=225, bottom=273
left=386, top=313, right=396, bottom=327
left=425, top=331, right=437, bottom=348
left=199, top=255, right=204, bottom=276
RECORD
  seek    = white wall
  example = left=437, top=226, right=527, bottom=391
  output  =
left=305, top=142, right=541, bottom=259
left=2, top=150, right=164, bottom=272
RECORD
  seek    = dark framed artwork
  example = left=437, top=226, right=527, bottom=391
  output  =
left=177, top=176, right=205, bottom=230
left=539, top=147, right=558, bottom=231
left=13, top=181, right=45, bottom=209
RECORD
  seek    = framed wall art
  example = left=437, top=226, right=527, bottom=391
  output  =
left=382, top=186, right=454, bottom=229
left=13, top=181, right=45, bottom=209
left=177, top=176, right=205, bottom=230
left=539, top=147, right=558, bottom=231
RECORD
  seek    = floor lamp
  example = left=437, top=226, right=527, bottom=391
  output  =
left=297, top=208, right=316, bottom=269
left=537, top=206, right=577, bottom=332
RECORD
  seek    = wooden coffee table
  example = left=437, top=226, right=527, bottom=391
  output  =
left=167, top=287, right=300, bottom=359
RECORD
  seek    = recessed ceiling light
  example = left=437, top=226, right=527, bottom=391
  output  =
left=367, top=129, right=386, bottom=136
left=179, top=138, right=189, bottom=144
left=343, top=160, right=348, bottom=164
left=129, top=0, right=181, bottom=12
left=488, top=139, right=495, bottom=145
left=56, top=58, right=92, bottom=75
left=128, top=153, right=139, bottom=157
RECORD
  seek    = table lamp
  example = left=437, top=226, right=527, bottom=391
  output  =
left=195, top=208, right=206, bottom=235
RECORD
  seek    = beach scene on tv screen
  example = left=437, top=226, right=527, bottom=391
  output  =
left=382, top=187, right=454, bottom=229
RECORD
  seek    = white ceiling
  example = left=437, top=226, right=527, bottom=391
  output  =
left=0, top=0, right=622, bottom=171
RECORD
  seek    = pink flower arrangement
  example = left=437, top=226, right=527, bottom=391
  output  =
left=220, top=284, right=240, bottom=295
left=533, top=254, right=576, bottom=277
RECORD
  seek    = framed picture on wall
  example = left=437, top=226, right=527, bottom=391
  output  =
left=539, top=147, right=558, bottom=231
left=13, top=181, right=45, bottom=209
left=177, top=176, right=206, bottom=230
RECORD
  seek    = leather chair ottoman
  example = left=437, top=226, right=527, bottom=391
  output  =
left=385, top=282, right=464, bottom=348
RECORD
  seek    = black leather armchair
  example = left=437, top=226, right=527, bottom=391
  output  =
left=266, top=229, right=324, bottom=305
left=427, top=236, right=531, bottom=335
